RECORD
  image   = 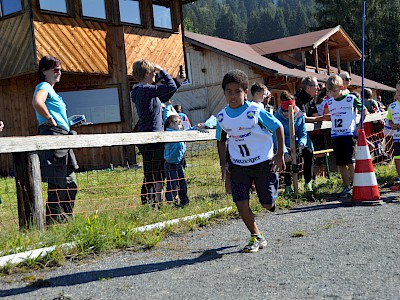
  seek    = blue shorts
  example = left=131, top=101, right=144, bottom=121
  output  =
left=229, top=160, right=278, bottom=205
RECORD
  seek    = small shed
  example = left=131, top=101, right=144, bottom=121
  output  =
left=0, top=0, right=195, bottom=175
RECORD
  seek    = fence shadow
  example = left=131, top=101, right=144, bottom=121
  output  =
left=0, top=245, right=238, bottom=298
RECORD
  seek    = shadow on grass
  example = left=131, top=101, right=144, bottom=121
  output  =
left=0, top=245, right=239, bottom=298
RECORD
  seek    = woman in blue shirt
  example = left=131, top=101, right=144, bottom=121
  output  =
left=32, top=55, right=79, bottom=225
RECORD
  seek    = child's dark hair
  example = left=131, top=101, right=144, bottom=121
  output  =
left=38, top=55, right=61, bottom=82
left=173, top=104, right=182, bottom=112
left=164, top=115, right=181, bottom=130
left=280, top=91, right=295, bottom=101
left=222, top=69, right=248, bottom=91
left=250, top=82, right=266, bottom=96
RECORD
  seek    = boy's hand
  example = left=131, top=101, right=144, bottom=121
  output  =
left=220, top=164, right=229, bottom=181
left=272, top=153, right=285, bottom=172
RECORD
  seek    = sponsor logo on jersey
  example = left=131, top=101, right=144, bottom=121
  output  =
left=247, top=111, right=256, bottom=119
left=238, top=126, right=253, bottom=130
left=217, top=113, right=224, bottom=122
left=232, top=155, right=261, bottom=164
left=230, top=132, right=251, bottom=139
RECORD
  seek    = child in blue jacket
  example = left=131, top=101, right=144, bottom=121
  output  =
left=274, top=91, right=314, bottom=193
left=164, top=115, right=189, bottom=206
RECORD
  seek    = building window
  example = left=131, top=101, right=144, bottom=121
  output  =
left=38, top=0, right=67, bottom=14
left=119, top=0, right=141, bottom=25
left=152, top=1, right=172, bottom=30
left=81, top=0, right=106, bottom=20
left=0, top=0, right=22, bottom=17
left=59, top=88, right=121, bottom=125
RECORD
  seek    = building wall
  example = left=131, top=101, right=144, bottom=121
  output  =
left=175, top=45, right=266, bottom=125
left=0, top=0, right=187, bottom=175
left=0, top=11, right=35, bottom=79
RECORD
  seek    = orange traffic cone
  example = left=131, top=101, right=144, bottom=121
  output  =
left=343, top=129, right=383, bottom=206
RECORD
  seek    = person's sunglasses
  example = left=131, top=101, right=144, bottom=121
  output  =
left=281, top=108, right=289, bottom=112
left=344, top=77, right=351, bottom=81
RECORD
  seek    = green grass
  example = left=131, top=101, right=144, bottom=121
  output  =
left=0, top=143, right=398, bottom=273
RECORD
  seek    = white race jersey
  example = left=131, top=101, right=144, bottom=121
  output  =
left=326, top=94, right=358, bottom=138
left=217, top=103, right=274, bottom=166
left=387, top=101, right=400, bottom=141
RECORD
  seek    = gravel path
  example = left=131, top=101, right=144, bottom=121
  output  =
left=1, top=191, right=399, bottom=300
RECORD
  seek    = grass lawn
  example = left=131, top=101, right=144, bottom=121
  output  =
left=0, top=140, right=397, bottom=273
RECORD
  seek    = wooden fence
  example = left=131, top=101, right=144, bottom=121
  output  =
left=0, top=111, right=388, bottom=231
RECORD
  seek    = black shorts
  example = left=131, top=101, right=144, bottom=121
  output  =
left=229, top=160, right=278, bottom=205
left=393, top=141, right=400, bottom=158
left=332, top=136, right=356, bottom=166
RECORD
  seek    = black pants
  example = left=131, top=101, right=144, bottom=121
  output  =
left=38, top=125, right=79, bottom=224
left=138, top=143, right=165, bottom=204
left=284, top=147, right=314, bottom=185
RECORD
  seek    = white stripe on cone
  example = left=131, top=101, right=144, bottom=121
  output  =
left=353, top=172, right=378, bottom=187
left=355, top=145, right=371, bottom=160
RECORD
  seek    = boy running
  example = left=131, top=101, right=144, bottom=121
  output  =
left=216, top=70, right=285, bottom=253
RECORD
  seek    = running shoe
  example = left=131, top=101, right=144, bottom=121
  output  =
left=243, top=234, right=268, bottom=253
left=338, top=186, right=352, bottom=198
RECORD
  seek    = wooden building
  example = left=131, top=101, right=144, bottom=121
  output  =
left=0, top=0, right=195, bottom=175
left=173, top=26, right=395, bottom=126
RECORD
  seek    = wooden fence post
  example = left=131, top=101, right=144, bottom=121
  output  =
left=13, top=152, right=44, bottom=231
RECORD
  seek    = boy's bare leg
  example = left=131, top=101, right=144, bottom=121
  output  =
left=348, top=163, right=355, bottom=185
left=338, top=165, right=351, bottom=187
left=235, top=200, right=260, bottom=235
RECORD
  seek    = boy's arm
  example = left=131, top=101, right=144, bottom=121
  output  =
left=272, top=125, right=285, bottom=172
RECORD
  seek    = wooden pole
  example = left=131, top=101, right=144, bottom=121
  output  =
left=13, top=152, right=45, bottom=231
left=288, top=105, right=298, bottom=194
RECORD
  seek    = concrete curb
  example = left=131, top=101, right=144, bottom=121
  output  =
left=0, top=207, right=233, bottom=268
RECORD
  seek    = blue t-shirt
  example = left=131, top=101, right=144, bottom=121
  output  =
left=34, top=82, right=70, bottom=131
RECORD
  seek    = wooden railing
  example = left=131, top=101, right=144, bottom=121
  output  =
left=0, top=111, right=387, bottom=230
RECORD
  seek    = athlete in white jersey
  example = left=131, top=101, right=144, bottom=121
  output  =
left=326, top=93, right=361, bottom=138
left=324, top=75, right=367, bottom=198
left=217, top=70, right=285, bottom=253
left=386, top=81, right=400, bottom=190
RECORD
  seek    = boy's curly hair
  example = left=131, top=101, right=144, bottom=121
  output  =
left=222, top=69, right=248, bottom=91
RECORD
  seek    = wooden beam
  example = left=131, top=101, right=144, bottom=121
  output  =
left=325, top=42, right=331, bottom=74
left=336, top=49, right=341, bottom=73
left=313, top=49, right=319, bottom=73
left=347, top=62, right=352, bottom=74
left=301, top=51, right=306, bottom=70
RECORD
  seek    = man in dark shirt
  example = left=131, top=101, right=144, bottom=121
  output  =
left=295, top=76, right=327, bottom=123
